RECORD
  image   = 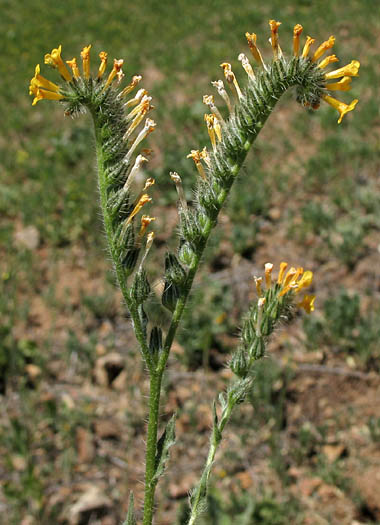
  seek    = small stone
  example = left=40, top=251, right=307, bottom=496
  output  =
left=94, top=352, right=125, bottom=387
left=25, top=364, right=42, bottom=381
left=322, top=444, right=346, bottom=463
left=69, top=486, right=112, bottom=524
left=14, top=225, right=40, bottom=250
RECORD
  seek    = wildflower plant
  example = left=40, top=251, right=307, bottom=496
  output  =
left=30, top=20, right=359, bottom=524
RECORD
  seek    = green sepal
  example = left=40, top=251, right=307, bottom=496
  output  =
left=161, top=280, right=180, bottom=312
left=229, top=347, right=249, bottom=378
left=149, top=326, right=163, bottom=360
left=164, top=252, right=186, bottom=286
left=130, top=269, right=150, bottom=305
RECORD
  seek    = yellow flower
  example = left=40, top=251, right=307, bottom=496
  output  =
left=105, top=59, right=124, bottom=89
left=264, top=263, right=273, bottom=288
left=66, top=58, right=80, bottom=79
left=312, top=36, right=335, bottom=62
left=220, top=62, right=242, bottom=100
left=138, top=215, right=156, bottom=238
left=245, top=32, right=264, bottom=67
left=325, top=60, right=360, bottom=80
left=294, top=270, right=313, bottom=292
left=32, top=88, right=65, bottom=106
left=80, top=45, right=92, bottom=79
left=317, top=54, right=339, bottom=69
left=269, top=19, right=281, bottom=59
left=44, top=45, right=72, bottom=81
left=277, top=262, right=288, bottom=284
left=29, top=64, right=60, bottom=95
left=293, top=24, right=303, bottom=57
left=322, top=95, right=358, bottom=124
left=187, top=149, right=207, bottom=180
left=301, top=36, right=315, bottom=58
left=298, top=295, right=316, bottom=313
left=126, top=194, right=152, bottom=224
left=326, top=76, right=352, bottom=92
left=97, top=51, right=108, bottom=79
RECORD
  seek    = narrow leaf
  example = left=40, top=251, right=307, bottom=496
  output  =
left=152, top=413, right=176, bottom=484
left=122, top=492, right=137, bottom=525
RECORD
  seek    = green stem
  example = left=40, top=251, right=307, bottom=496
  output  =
left=143, top=371, right=162, bottom=525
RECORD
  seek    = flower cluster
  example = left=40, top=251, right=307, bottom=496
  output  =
left=231, top=262, right=315, bottom=378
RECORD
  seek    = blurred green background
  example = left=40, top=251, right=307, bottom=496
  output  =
left=1, top=0, right=380, bottom=523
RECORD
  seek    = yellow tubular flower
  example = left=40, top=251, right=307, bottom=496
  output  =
left=204, top=114, right=217, bottom=152
left=254, top=276, right=263, bottom=297
left=277, top=262, right=288, bottom=284
left=138, top=215, right=156, bottom=238
left=298, top=295, right=316, bottom=313
left=326, top=76, right=352, bottom=92
left=325, top=60, right=360, bottom=80
left=220, top=62, right=242, bottom=100
left=269, top=19, right=281, bottom=59
left=80, top=45, right=92, bottom=79
left=29, top=64, right=60, bottom=95
left=322, top=95, right=358, bottom=124
left=44, top=45, right=72, bottom=81
left=66, top=58, right=80, bottom=79
left=126, top=194, right=152, bottom=224
left=302, top=36, right=315, bottom=58
left=238, top=53, right=255, bottom=81
left=293, top=24, right=303, bottom=56
left=187, top=150, right=207, bottom=180
left=97, top=51, right=108, bottom=79
left=312, top=35, right=335, bottom=62
left=32, top=88, right=65, bottom=106
left=245, top=32, right=265, bottom=67
left=264, top=263, right=273, bottom=289
left=294, top=270, right=313, bottom=292
left=318, top=54, right=339, bottom=69
left=121, top=75, right=142, bottom=97
left=105, top=59, right=124, bottom=89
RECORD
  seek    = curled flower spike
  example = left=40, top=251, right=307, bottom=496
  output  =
left=318, top=54, right=339, bottom=69
left=245, top=32, right=265, bottom=67
left=44, top=45, right=72, bottom=81
left=66, top=58, right=80, bottom=79
left=126, top=194, right=152, bottom=225
left=97, top=51, right=108, bottom=79
left=105, top=58, right=124, bottom=88
left=327, top=76, right=352, bottom=92
left=298, top=294, right=316, bottom=313
left=211, top=80, right=232, bottom=113
left=302, top=36, right=315, bottom=58
left=200, top=146, right=211, bottom=168
left=312, top=36, right=335, bottom=62
left=325, top=60, right=360, bottom=80
left=322, top=95, right=358, bottom=124
left=293, top=24, right=303, bottom=56
left=238, top=53, right=255, bottom=81
left=220, top=62, right=243, bottom=100
left=269, top=20, right=282, bottom=59
left=187, top=150, right=207, bottom=180
left=81, top=45, right=92, bottom=79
